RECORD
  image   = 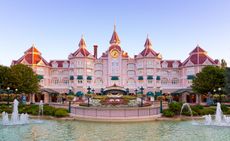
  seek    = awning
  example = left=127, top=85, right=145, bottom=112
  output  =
left=40, top=88, right=59, bottom=94
left=76, top=91, right=84, bottom=97
left=187, top=75, right=195, bottom=80
left=138, top=76, right=143, bottom=80
left=171, top=88, right=194, bottom=96
left=156, top=76, right=161, bottom=80
left=37, top=75, right=44, bottom=80
left=146, top=91, right=154, bottom=96
left=69, top=75, right=74, bottom=80
left=111, top=76, right=119, bottom=80
left=77, top=75, right=83, bottom=80
left=87, top=76, right=92, bottom=80
left=147, top=75, right=153, bottom=80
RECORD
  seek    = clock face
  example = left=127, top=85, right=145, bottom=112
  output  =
left=110, top=49, right=119, bottom=58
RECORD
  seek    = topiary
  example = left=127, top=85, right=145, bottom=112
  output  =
left=163, top=109, right=175, bottom=117
left=168, top=102, right=182, bottom=115
left=54, top=108, right=69, bottom=117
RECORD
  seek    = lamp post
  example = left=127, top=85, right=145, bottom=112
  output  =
left=86, top=86, right=92, bottom=107
left=68, top=87, right=73, bottom=113
left=15, top=88, right=18, bottom=100
left=7, top=87, right=10, bottom=106
left=135, top=89, right=138, bottom=95
left=140, top=86, right=144, bottom=107
left=218, top=88, right=222, bottom=103
left=156, top=87, right=163, bottom=113
left=126, top=88, right=129, bottom=95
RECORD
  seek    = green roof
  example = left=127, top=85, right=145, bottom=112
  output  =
left=146, top=91, right=154, bottom=96
left=76, top=91, right=84, bottom=97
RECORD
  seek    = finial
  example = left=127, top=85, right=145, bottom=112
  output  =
left=147, top=34, right=149, bottom=38
left=32, top=42, right=35, bottom=47
left=114, top=17, right=116, bottom=31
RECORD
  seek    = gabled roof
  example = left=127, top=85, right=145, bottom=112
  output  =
left=161, top=60, right=182, bottom=68
left=49, top=60, right=69, bottom=68
left=71, top=37, right=92, bottom=57
left=139, top=36, right=159, bottom=57
left=182, top=45, right=217, bottom=66
left=189, top=45, right=206, bottom=55
left=12, top=44, right=49, bottom=66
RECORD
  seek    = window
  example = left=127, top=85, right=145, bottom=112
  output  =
left=172, top=78, right=179, bottom=85
left=161, top=78, right=168, bottom=85
left=78, top=80, right=83, bottom=84
left=148, top=80, right=153, bottom=84
left=63, top=80, right=69, bottom=85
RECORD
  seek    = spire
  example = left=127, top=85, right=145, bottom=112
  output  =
left=78, top=35, right=86, bottom=48
left=110, top=24, right=120, bottom=44
left=144, top=34, right=152, bottom=48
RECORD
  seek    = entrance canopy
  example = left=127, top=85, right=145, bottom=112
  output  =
left=103, top=84, right=127, bottom=95
left=171, top=88, right=194, bottom=96
left=40, top=88, right=59, bottom=95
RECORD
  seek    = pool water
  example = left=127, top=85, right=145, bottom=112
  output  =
left=0, top=119, right=230, bottom=141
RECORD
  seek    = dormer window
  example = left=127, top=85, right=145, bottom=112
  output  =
left=52, top=62, right=58, bottom=68
left=63, top=62, right=69, bottom=68
left=172, top=61, right=179, bottom=68
left=162, top=61, right=168, bottom=68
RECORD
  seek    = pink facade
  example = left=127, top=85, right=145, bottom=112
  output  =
left=11, top=27, right=219, bottom=94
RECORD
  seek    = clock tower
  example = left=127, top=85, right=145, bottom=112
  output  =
left=108, top=25, right=122, bottom=86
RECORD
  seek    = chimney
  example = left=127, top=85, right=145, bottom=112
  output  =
left=93, top=45, right=98, bottom=59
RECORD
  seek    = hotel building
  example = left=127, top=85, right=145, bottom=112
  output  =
left=12, top=27, right=219, bottom=98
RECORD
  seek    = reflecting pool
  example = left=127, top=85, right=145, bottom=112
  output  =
left=1, top=119, right=230, bottom=141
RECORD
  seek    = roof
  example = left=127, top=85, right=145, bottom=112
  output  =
left=161, top=60, right=182, bottom=67
left=189, top=45, right=206, bottom=55
left=49, top=60, right=69, bottom=68
left=40, top=88, right=59, bottom=94
left=110, top=25, right=120, bottom=44
left=182, top=45, right=217, bottom=66
left=71, top=37, right=91, bottom=57
left=139, top=37, right=159, bottom=57
left=12, top=45, right=49, bottom=66
left=171, top=88, right=194, bottom=95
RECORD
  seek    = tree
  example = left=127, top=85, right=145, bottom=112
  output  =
left=192, top=66, right=225, bottom=94
left=10, top=64, right=39, bottom=94
left=221, top=59, right=227, bottom=69
left=225, top=67, right=230, bottom=94
left=0, top=65, right=12, bottom=89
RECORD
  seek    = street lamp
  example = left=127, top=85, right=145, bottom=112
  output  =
left=68, top=87, right=73, bottom=113
left=218, top=87, right=222, bottom=103
left=15, top=88, right=18, bottom=100
left=140, top=86, right=144, bottom=107
left=86, top=86, right=92, bottom=107
left=7, top=87, right=10, bottom=106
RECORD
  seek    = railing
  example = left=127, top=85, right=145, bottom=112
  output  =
left=71, top=106, right=160, bottom=118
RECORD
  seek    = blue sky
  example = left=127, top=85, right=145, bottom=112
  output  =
left=0, top=0, right=230, bottom=66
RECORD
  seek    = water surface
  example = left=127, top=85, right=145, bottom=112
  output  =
left=0, top=119, right=230, bottom=141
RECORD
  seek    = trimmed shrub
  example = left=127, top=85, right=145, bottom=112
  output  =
left=163, top=109, right=175, bottom=117
left=168, top=102, right=182, bottom=114
left=54, top=108, right=69, bottom=117
left=221, top=104, right=229, bottom=112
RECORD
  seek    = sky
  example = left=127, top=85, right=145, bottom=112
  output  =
left=0, top=0, right=230, bottom=66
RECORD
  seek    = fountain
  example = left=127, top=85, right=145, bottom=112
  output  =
left=180, top=103, right=193, bottom=118
left=39, top=100, right=44, bottom=116
left=2, top=99, right=29, bottom=125
left=203, top=102, right=230, bottom=126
